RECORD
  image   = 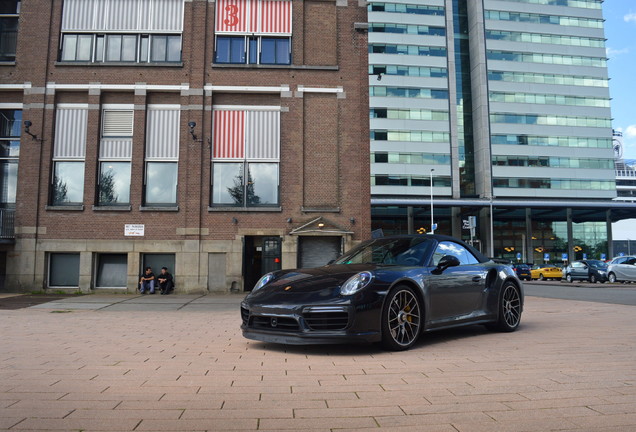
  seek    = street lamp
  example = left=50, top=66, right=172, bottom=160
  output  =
left=430, top=169, right=435, bottom=234
left=489, top=195, right=495, bottom=257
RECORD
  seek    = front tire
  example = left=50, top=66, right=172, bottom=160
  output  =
left=608, top=272, right=617, bottom=283
left=566, top=274, right=573, bottom=283
left=381, top=285, right=422, bottom=351
left=488, top=282, right=522, bottom=332
left=539, top=273, right=545, bottom=281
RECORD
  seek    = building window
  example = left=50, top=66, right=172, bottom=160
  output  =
left=99, top=162, right=131, bottom=205
left=60, top=0, right=184, bottom=63
left=212, top=162, right=279, bottom=206
left=52, top=161, right=85, bottom=205
left=211, top=109, right=280, bottom=207
left=96, top=254, right=127, bottom=288
left=60, top=33, right=182, bottom=63
left=0, top=1, right=19, bottom=62
left=0, top=109, right=20, bottom=205
left=51, top=105, right=88, bottom=206
left=214, top=0, right=292, bottom=65
left=49, top=253, right=80, bottom=287
left=144, top=106, right=180, bottom=206
left=145, top=162, right=178, bottom=205
left=260, top=37, right=290, bottom=64
left=98, top=108, right=133, bottom=206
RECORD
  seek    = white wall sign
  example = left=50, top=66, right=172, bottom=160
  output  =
left=125, top=224, right=145, bottom=236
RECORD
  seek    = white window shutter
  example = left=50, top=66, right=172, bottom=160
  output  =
left=102, top=110, right=134, bottom=137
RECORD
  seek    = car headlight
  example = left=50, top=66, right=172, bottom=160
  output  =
left=340, top=272, right=373, bottom=296
left=253, top=273, right=275, bottom=292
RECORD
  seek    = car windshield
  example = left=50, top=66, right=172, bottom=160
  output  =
left=334, top=237, right=432, bottom=266
left=587, top=260, right=607, bottom=269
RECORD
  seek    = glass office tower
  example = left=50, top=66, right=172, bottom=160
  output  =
left=369, top=0, right=634, bottom=263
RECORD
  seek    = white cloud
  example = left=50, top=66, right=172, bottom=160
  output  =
left=625, top=12, right=636, bottom=23
left=607, top=47, right=630, bottom=57
left=624, top=125, right=636, bottom=139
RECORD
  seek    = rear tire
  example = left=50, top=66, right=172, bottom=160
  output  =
left=487, top=282, right=522, bottom=332
left=590, top=274, right=597, bottom=284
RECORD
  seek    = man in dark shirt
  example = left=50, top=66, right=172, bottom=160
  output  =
left=158, top=267, right=174, bottom=295
left=139, top=266, right=155, bottom=294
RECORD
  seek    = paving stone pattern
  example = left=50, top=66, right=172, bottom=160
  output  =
left=0, top=295, right=635, bottom=431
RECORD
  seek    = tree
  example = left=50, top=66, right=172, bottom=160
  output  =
left=52, top=175, right=68, bottom=205
left=99, top=169, right=118, bottom=204
left=226, top=165, right=260, bottom=206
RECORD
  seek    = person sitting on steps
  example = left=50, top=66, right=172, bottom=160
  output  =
left=139, top=266, right=156, bottom=294
left=158, top=266, right=174, bottom=295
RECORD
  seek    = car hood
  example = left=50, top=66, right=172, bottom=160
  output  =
left=245, top=264, right=379, bottom=301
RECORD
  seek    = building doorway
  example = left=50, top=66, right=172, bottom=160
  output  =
left=243, top=236, right=281, bottom=291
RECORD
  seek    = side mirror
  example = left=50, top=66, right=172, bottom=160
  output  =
left=433, top=255, right=460, bottom=274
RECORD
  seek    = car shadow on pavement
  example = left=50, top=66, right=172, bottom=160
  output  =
left=244, top=323, right=530, bottom=355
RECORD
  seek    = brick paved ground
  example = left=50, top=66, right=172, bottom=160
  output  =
left=0, top=295, right=635, bottom=431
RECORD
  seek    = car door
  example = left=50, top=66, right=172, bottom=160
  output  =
left=614, top=257, right=629, bottom=280
left=572, top=262, right=586, bottom=280
left=426, top=241, right=488, bottom=324
left=624, top=257, right=636, bottom=281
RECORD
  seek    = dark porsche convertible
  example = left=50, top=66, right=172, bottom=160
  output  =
left=240, top=235, right=523, bottom=350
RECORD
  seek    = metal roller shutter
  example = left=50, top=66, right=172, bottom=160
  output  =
left=299, top=236, right=341, bottom=269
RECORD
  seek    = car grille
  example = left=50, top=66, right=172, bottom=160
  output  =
left=250, top=315, right=300, bottom=331
left=304, top=311, right=349, bottom=331
left=240, top=307, right=250, bottom=325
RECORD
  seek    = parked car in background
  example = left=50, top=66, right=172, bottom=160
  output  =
left=564, top=260, right=608, bottom=283
left=512, top=263, right=532, bottom=281
left=531, top=265, right=562, bottom=281
left=607, top=256, right=636, bottom=283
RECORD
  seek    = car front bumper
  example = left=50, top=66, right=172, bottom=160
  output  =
left=240, top=292, right=385, bottom=345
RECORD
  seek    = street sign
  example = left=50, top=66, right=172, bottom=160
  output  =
left=462, top=219, right=470, bottom=230
left=583, top=253, right=587, bottom=259
left=601, top=253, right=606, bottom=260
left=124, top=224, right=144, bottom=236
left=516, top=252, right=521, bottom=260
left=544, top=253, right=550, bottom=261
left=562, top=253, right=568, bottom=261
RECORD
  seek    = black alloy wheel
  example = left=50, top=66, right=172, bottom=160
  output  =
left=487, top=282, right=522, bottom=332
left=381, top=285, right=422, bottom=351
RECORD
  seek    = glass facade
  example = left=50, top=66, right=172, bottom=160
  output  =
left=368, top=0, right=617, bottom=260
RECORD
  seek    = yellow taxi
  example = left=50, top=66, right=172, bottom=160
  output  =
left=531, top=265, right=563, bottom=281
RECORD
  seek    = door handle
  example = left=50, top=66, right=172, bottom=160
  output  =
left=472, top=276, right=482, bottom=282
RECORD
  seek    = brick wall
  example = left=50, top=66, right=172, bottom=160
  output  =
left=1, top=0, right=370, bottom=291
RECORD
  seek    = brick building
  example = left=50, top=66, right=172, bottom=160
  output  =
left=0, top=0, right=370, bottom=293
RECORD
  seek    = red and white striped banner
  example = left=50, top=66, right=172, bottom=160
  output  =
left=213, top=110, right=245, bottom=159
left=260, top=0, right=292, bottom=34
left=215, top=0, right=251, bottom=32
left=215, top=0, right=291, bottom=34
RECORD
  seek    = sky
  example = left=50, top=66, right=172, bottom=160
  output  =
left=605, top=0, right=636, bottom=160
left=601, top=1, right=636, bottom=240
